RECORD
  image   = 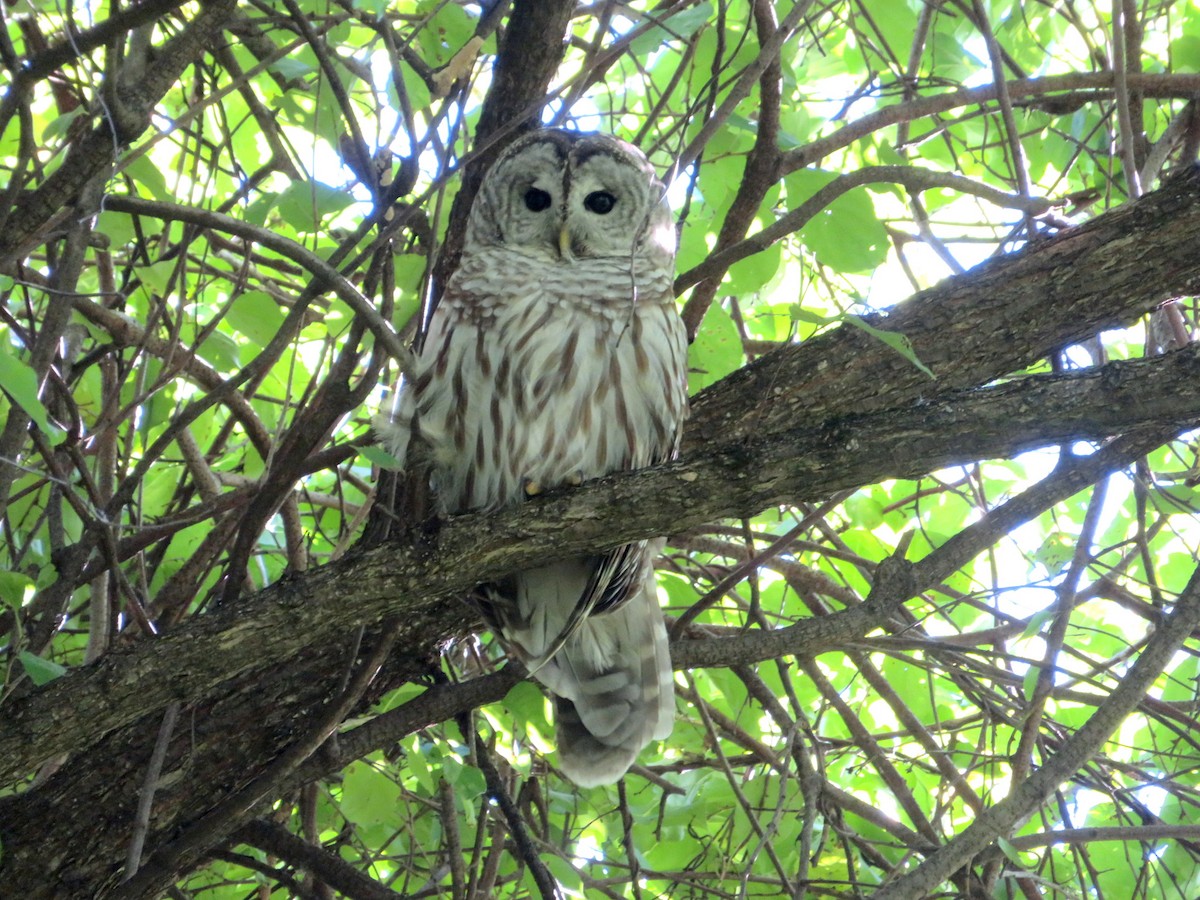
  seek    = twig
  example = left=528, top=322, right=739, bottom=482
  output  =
left=236, top=818, right=405, bottom=900
left=123, top=702, right=180, bottom=879
left=675, top=165, right=1052, bottom=294
left=1111, top=0, right=1143, bottom=198
left=454, top=709, right=560, bottom=900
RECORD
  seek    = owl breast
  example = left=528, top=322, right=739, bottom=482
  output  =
left=413, top=247, right=687, bottom=515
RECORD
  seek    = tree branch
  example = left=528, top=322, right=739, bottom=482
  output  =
left=0, top=0, right=238, bottom=264
left=5, top=340, right=1200, bottom=784
left=689, top=164, right=1200, bottom=443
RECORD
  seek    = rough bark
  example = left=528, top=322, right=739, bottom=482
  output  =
left=2, top=169, right=1200, bottom=896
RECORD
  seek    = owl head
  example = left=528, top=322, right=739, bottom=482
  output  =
left=465, top=129, right=675, bottom=264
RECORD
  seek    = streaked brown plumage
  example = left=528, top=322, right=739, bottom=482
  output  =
left=378, top=129, right=687, bottom=786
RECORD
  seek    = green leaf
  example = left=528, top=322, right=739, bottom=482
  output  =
left=95, top=210, right=137, bottom=249
left=0, top=570, right=35, bottom=612
left=788, top=169, right=889, bottom=272
left=404, top=737, right=437, bottom=795
left=416, top=1, right=476, bottom=64
left=1033, top=532, right=1074, bottom=577
left=630, top=2, right=713, bottom=55
left=360, top=443, right=403, bottom=469
left=996, top=836, right=1024, bottom=865
left=276, top=180, right=355, bottom=233
left=1149, top=484, right=1200, bottom=515
left=845, top=315, right=934, bottom=377
left=41, top=107, right=84, bottom=143
left=1170, top=34, right=1200, bottom=71
left=1021, top=607, right=1054, bottom=640
left=1021, top=665, right=1042, bottom=702
left=134, top=259, right=177, bottom=296
left=1161, top=653, right=1200, bottom=703
left=791, top=308, right=933, bottom=377
left=125, top=155, right=172, bottom=202
left=272, top=57, right=315, bottom=81
left=226, top=291, right=287, bottom=347
left=341, top=759, right=402, bottom=826
left=197, top=330, right=242, bottom=372
left=18, top=650, right=67, bottom=685
left=687, top=302, right=742, bottom=393
left=398, top=61, right=432, bottom=114
left=392, top=254, right=426, bottom=330
left=844, top=493, right=885, bottom=529
left=503, top=680, right=552, bottom=740
left=0, top=341, right=60, bottom=440
left=725, top=238, right=782, bottom=295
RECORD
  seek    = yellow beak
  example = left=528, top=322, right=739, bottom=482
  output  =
left=558, top=225, right=573, bottom=260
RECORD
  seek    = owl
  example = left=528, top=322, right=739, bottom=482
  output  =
left=378, top=128, right=688, bottom=787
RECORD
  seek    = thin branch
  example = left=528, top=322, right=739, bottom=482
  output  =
left=100, top=196, right=406, bottom=364
left=779, top=72, right=1200, bottom=175
left=675, top=164, right=1053, bottom=295
left=235, top=818, right=405, bottom=900
left=874, top=559, right=1200, bottom=898
left=123, top=702, right=181, bottom=878
left=0, top=0, right=239, bottom=262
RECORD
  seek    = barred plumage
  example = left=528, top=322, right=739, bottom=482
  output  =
left=379, top=129, right=687, bottom=786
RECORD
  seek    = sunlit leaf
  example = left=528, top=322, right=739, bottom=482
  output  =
left=687, top=302, right=741, bottom=393
left=226, top=291, right=287, bottom=347
left=277, top=180, right=356, bottom=233
left=18, top=651, right=66, bottom=685
left=788, top=169, right=890, bottom=273
left=0, top=342, right=60, bottom=441
left=341, top=760, right=403, bottom=826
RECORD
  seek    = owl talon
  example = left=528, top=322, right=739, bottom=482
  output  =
left=566, top=471, right=583, bottom=487
left=523, top=478, right=543, bottom=497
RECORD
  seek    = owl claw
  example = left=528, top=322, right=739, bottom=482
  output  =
left=523, top=478, right=543, bottom=497
left=566, top=471, right=583, bottom=486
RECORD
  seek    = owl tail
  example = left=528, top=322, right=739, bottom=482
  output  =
left=551, top=583, right=675, bottom=787
left=495, top=558, right=674, bottom=787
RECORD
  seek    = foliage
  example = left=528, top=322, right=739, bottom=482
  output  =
left=2, top=0, right=1200, bottom=897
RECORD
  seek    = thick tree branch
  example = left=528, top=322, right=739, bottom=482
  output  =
left=4, top=341, right=1200, bottom=785
left=689, top=164, right=1200, bottom=443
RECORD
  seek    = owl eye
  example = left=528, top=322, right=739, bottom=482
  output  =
left=583, top=191, right=617, bottom=214
left=524, top=188, right=553, bottom=212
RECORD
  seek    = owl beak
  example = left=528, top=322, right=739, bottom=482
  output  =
left=558, top=225, right=574, bottom=260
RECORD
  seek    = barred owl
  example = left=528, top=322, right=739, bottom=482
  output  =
left=378, top=128, right=687, bottom=787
